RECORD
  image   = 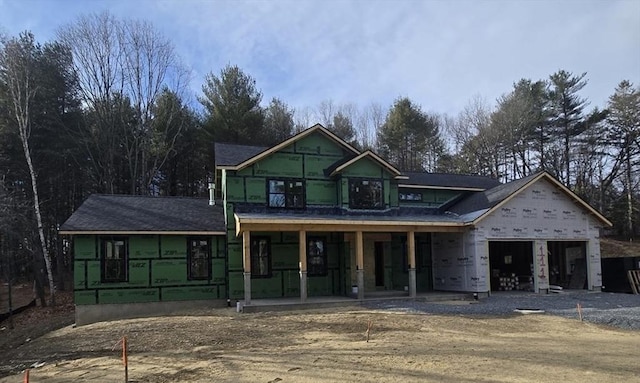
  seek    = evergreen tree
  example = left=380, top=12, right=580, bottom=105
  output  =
left=200, top=64, right=264, bottom=144
left=377, top=97, right=444, bottom=172
left=547, top=70, right=588, bottom=187
left=263, top=97, right=294, bottom=145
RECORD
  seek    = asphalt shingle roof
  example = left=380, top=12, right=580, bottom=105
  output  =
left=215, top=143, right=269, bottom=167
left=59, top=194, right=225, bottom=233
left=402, top=172, right=501, bottom=190
left=448, top=172, right=540, bottom=216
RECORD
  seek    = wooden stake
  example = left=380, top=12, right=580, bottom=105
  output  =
left=122, top=336, right=128, bottom=383
left=366, top=320, right=373, bottom=342
left=23, top=369, right=29, bottom=383
left=577, top=303, right=583, bottom=322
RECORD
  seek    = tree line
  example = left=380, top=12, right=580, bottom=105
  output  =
left=0, top=11, right=638, bottom=305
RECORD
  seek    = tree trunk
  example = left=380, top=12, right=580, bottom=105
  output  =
left=21, top=137, right=56, bottom=305
left=626, top=152, right=634, bottom=241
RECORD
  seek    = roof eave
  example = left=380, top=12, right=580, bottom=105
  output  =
left=59, top=230, right=227, bottom=236
left=398, top=184, right=485, bottom=192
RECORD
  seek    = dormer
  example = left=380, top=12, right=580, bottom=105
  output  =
left=325, top=151, right=403, bottom=210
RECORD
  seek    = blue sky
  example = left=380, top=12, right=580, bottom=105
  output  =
left=1, top=0, right=639, bottom=118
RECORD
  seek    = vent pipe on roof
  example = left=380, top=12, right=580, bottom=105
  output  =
left=208, top=182, right=215, bottom=206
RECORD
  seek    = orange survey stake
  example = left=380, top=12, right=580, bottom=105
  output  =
left=122, top=336, right=128, bottom=366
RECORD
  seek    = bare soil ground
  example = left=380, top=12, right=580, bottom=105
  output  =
left=1, top=299, right=639, bottom=383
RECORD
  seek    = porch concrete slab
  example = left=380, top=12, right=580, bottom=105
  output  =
left=240, top=291, right=472, bottom=313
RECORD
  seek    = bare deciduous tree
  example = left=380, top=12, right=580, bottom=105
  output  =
left=0, top=32, right=55, bottom=305
left=58, top=11, right=190, bottom=195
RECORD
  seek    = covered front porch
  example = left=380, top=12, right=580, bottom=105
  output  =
left=234, top=213, right=468, bottom=306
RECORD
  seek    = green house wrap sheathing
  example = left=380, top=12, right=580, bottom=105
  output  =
left=73, top=234, right=226, bottom=305
left=306, top=180, right=337, bottom=205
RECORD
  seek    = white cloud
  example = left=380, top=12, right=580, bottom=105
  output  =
left=1, top=0, right=638, bottom=117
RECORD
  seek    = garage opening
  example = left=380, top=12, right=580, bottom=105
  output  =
left=489, top=241, right=534, bottom=291
left=547, top=241, right=587, bottom=289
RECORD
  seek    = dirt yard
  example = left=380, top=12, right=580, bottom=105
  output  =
left=1, top=301, right=639, bottom=383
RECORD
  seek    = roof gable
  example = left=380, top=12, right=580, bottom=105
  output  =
left=216, top=124, right=360, bottom=170
left=449, top=172, right=612, bottom=227
left=329, top=150, right=402, bottom=178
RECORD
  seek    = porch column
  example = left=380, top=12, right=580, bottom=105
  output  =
left=356, top=231, right=364, bottom=300
left=299, top=230, right=307, bottom=302
left=408, top=231, right=417, bottom=298
left=242, top=231, right=251, bottom=305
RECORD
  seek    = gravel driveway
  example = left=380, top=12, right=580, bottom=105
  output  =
left=364, top=291, right=640, bottom=330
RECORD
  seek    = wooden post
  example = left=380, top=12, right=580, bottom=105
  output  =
left=408, top=231, right=417, bottom=298
left=355, top=231, right=364, bottom=300
left=122, top=336, right=128, bottom=383
left=23, top=369, right=29, bottom=383
left=242, top=231, right=251, bottom=305
left=8, top=278, right=14, bottom=329
left=299, top=230, right=307, bottom=302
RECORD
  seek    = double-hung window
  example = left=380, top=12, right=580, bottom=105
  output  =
left=268, top=179, right=304, bottom=208
left=101, top=237, right=128, bottom=282
left=251, top=237, right=271, bottom=277
left=349, top=179, right=384, bottom=209
left=188, top=238, right=211, bottom=280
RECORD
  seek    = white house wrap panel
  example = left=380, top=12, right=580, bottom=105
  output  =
left=475, top=178, right=603, bottom=291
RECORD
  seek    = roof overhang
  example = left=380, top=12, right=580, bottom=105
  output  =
left=234, top=213, right=467, bottom=236
left=58, top=230, right=227, bottom=236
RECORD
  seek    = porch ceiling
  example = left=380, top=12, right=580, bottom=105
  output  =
left=234, top=212, right=468, bottom=236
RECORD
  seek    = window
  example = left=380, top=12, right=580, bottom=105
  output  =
left=349, top=179, right=384, bottom=209
left=251, top=237, right=271, bottom=277
left=307, top=237, right=327, bottom=277
left=268, top=179, right=305, bottom=208
left=399, top=192, right=423, bottom=202
left=188, top=238, right=210, bottom=280
left=101, top=237, right=128, bottom=282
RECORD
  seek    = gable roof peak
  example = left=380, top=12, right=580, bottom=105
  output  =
left=216, top=123, right=361, bottom=170
left=448, top=170, right=612, bottom=227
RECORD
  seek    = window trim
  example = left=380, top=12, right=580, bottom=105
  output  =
left=100, top=236, right=129, bottom=283
left=187, top=237, right=211, bottom=281
left=349, top=178, right=385, bottom=209
left=267, top=178, right=305, bottom=209
left=251, top=236, right=272, bottom=278
left=307, top=236, right=328, bottom=277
